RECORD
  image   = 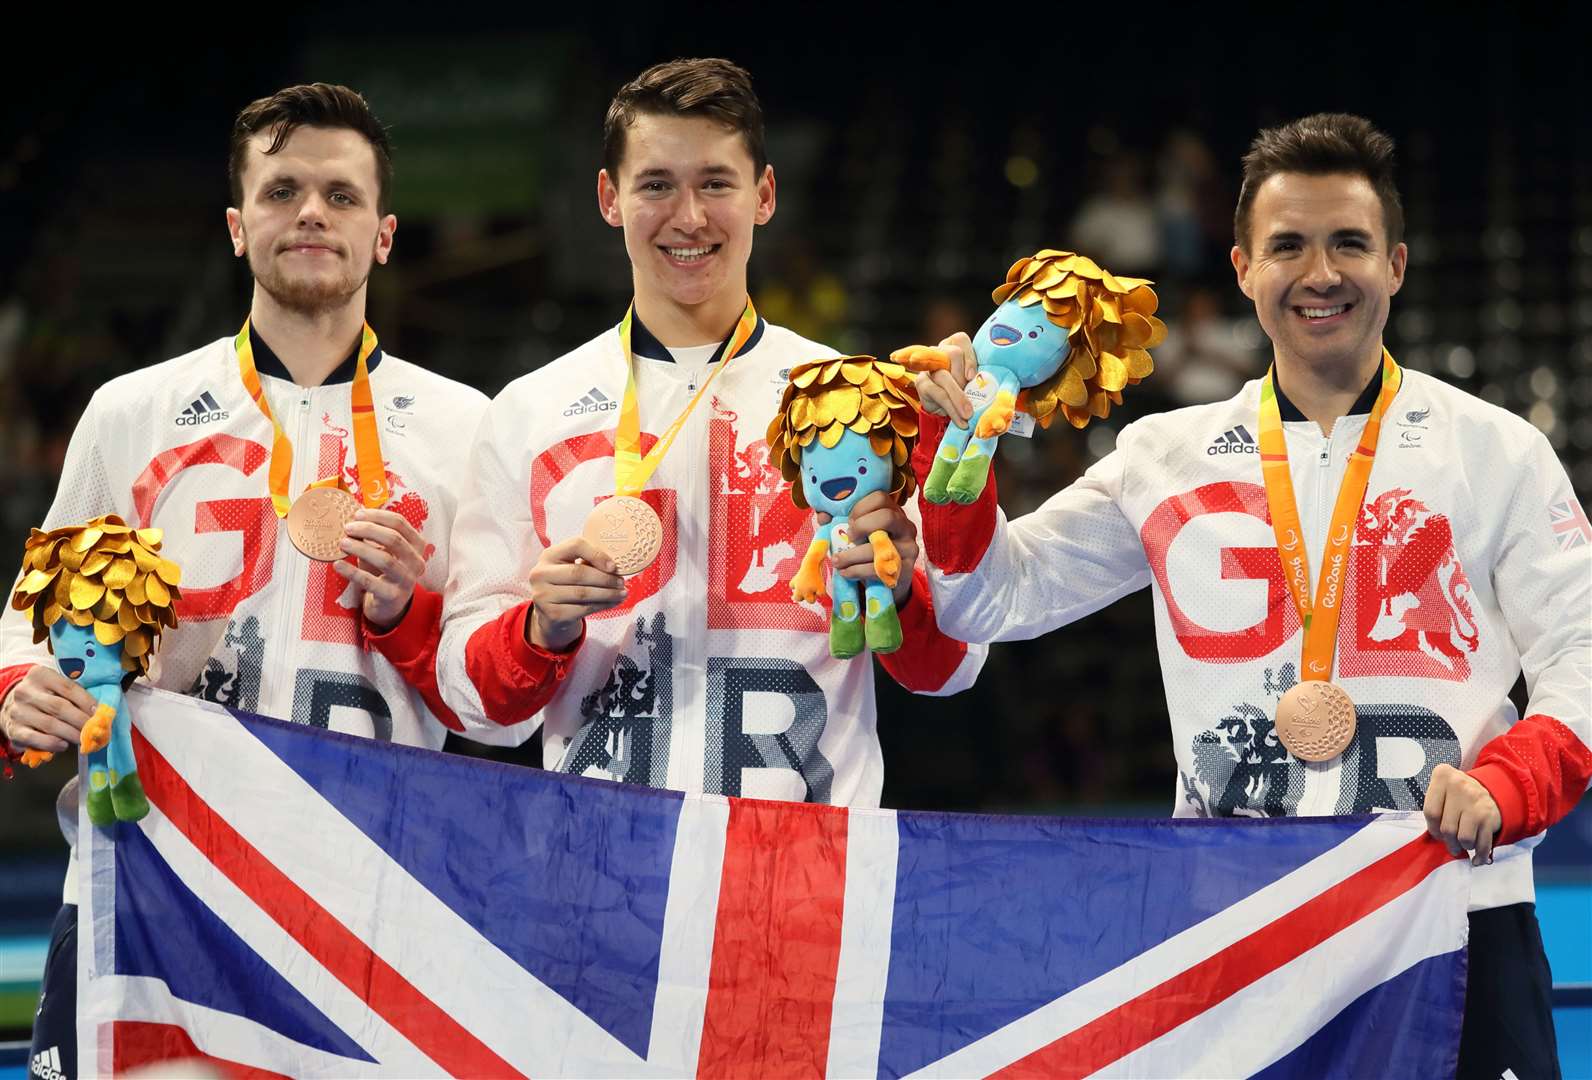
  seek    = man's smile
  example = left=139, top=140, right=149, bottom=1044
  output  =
left=1292, top=301, right=1353, bottom=324
left=660, top=244, right=720, bottom=266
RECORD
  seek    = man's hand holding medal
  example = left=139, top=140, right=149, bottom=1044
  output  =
left=523, top=301, right=762, bottom=653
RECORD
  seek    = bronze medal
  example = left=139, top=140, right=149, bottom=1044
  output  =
left=285, top=487, right=360, bottom=562
left=1274, top=680, right=1357, bottom=762
left=582, top=495, right=662, bottom=577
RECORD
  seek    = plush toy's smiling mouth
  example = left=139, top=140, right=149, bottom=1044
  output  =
left=988, top=323, right=1021, bottom=346
left=820, top=477, right=857, bottom=501
left=61, top=659, right=85, bottom=679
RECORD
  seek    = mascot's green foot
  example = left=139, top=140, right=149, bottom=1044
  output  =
left=865, top=596, right=902, bottom=654
left=86, top=770, right=114, bottom=827
left=830, top=601, right=865, bottom=659
left=111, top=771, right=150, bottom=823
left=947, top=450, right=992, bottom=504
left=924, top=447, right=960, bottom=504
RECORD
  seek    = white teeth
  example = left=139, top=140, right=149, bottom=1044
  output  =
left=1300, top=305, right=1348, bottom=319
left=666, top=246, right=714, bottom=260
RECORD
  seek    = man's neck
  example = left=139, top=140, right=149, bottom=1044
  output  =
left=248, top=286, right=368, bottom=388
left=632, top=283, right=746, bottom=348
left=1273, top=344, right=1384, bottom=436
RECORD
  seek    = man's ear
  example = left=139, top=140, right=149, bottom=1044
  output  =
left=1230, top=244, right=1254, bottom=300
left=1388, top=241, right=1407, bottom=296
left=373, top=214, right=397, bottom=266
left=754, top=164, right=776, bottom=226
left=597, top=169, right=623, bottom=228
left=226, top=208, right=246, bottom=257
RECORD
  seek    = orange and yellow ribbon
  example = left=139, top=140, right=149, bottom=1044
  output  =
left=611, top=299, right=758, bottom=497
left=1258, top=349, right=1401, bottom=682
left=236, top=319, right=389, bottom=517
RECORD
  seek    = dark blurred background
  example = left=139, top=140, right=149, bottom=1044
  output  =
left=0, top=10, right=1587, bottom=965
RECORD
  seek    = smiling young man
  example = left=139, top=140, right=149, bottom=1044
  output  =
left=913, top=113, right=1589, bottom=1076
left=438, top=58, right=981, bottom=806
left=0, top=83, right=490, bottom=1080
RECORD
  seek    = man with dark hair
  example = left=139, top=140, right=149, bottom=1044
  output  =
left=915, top=112, right=1588, bottom=1076
left=0, top=83, right=493, bottom=1079
left=1232, top=111, right=1404, bottom=253
left=228, top=82, right=397, bottom=214
left=438, top=58, right=983, bottom=805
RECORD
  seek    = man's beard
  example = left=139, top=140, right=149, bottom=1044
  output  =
left=249, top=245, right=371, bottom=317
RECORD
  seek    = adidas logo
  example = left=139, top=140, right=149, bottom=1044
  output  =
left=29, top=1045, right=65, bottom=1080
left=1207, top=425, right=1257, bottom=455
left=175, top=391, right=229, bottom=426
left=564, top=387, right=617, bottom=416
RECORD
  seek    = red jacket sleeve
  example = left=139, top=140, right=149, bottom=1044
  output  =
left=913, top=411, right=1001, bottom=575
left=0, top=663, right=32, bottom=707
left=0, top=662, right=36, bottom=779
left=359, top=585, right=464, bottom=732
left=1469, top=713, right=1592, bottom=846
left=875, top=568, right=970, bottom=692
left=462, top=602, right=584, bottom=727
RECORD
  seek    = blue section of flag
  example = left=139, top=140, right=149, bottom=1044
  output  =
left=112, top=822, right=373, bottom=1063
left=1252, top=950, right=1466, bottom=1079
left=241, top=711, right=683, bottom=1058
left=877, top=815, right=1365, bottom=1079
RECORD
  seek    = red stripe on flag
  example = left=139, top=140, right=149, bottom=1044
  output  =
left=697, top=798, right=849, bottom=1079
left=132, top=727, right=528, bottom=1079
left=112, top=1020, right=292, bottom=1079
left=994, top=834, right=1454, bottom=1079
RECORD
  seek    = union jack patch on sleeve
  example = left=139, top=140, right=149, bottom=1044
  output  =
left=1549, top=498, right=1591, bottom=550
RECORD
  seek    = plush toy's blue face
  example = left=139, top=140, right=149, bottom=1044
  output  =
left=974, top=299, right=1071, bottom=383
left=49, top=621, right=125, bottom=688
left=801, top=427, right=892, bottom=519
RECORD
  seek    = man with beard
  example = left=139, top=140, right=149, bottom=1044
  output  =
left=0, top=83, right=490, bottom=1080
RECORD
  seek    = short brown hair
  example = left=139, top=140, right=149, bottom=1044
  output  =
left=602, top=58, right=766, bottom=178
left=229, top=83, right=394, bottom=214
left=1234, top=113, right=1403, bottom=252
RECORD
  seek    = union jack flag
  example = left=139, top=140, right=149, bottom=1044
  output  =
left=77, top=688, right=1470, bottom=1078
left=1550, top=497, right=1591, bottom=551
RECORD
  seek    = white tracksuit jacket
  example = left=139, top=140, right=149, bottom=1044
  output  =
left=438, top=315, right=985, bottom=807
left=0, top=330, right=492, bottom=895
left=919, top=365, right=1591, bottom=911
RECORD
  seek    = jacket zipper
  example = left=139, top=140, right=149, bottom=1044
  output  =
left=679, top=368, right=707, bottom=795
left=268, top=389, right=314, bottom=717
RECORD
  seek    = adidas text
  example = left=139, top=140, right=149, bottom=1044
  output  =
left=1208, top=425, right=1258, bottom=455
left=564, top=400, right=617, bottom=416
left=176, top=410, right=230, bottom=425
left=30, top=1046, right=65, bottom=1080
left=176, top=391, right=228, bottom=426
left=565, top=388, right=617, bottom=417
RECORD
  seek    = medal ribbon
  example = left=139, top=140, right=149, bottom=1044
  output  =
left=1259, top=349, right=1401, bottom=682
left=611, top=298, right=758, bottom=497
left=236, top=318, right=389, bottom=518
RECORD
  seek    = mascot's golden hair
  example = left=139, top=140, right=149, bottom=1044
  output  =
left=1000, top=249, right=1168, bottom=429
left=766, top=356, right=923, bottom=511
left=10, top=515, right=181, bottom=675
